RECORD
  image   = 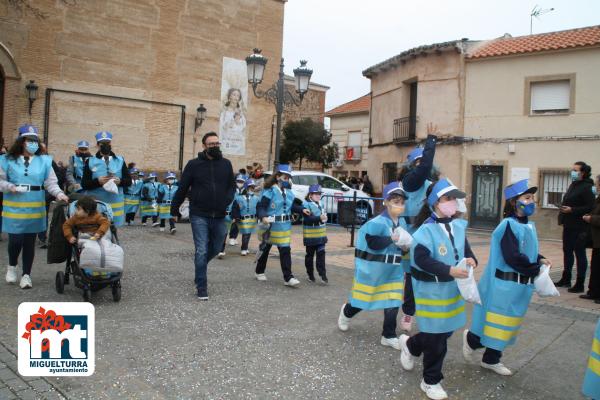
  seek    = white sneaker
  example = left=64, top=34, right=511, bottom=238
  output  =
left=170, top=228, right=176, bottom=235
left=241, top=250, right=249, bottom=256
left=159, top=227, right=165, bottom=232
left=228, top=238, right=238, bottom=246
left=6, top=266, right=18, bottom=283
left=399, top=334, right=415, bottom=371
left=217, top=252, right=226, bottom=259
left=152, top=222, right=160, bottom=227
left=20, top=274, right=32, bottom=289
left=462, top=330, right=474, bottom=362
left=284, top=277, right=300, bottom=287
left=337, top=304, right=351, bottom=332
left=255, top=273, right=267, bottom=281
left=400, top=314, right=413, bottom=332
left=481, top=361, right=513, bottom=376
left=381, top=336, right=402, bottom=350
left=142, top=222, right=147, bottom=226
left=420, top=380, right=448, bottom=400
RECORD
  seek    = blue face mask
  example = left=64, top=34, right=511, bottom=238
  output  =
left=25, top=142, right=39, bottom=154
left=517, top=200, right=536, bottom=217
left=279, top=179, right=291, bottom=189
left=571, top=170, right=580, bottom=181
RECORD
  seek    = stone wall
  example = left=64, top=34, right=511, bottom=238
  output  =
left=0, top=0, right=285, bottom=172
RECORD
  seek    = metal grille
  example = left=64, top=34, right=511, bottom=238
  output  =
left=541, top=170, right=570, bottom=208
left=393, top=117, right=416, bottom=142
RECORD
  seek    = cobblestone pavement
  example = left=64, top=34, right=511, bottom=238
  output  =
left=0, top=222, right=597, bottom=399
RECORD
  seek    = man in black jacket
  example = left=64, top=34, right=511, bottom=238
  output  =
left=555, top=161, right=595, bottom=292
left=171, top=132, right=235, bottom=300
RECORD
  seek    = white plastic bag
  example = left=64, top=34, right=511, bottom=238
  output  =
left=102, top=179, right=119, bottom=194
left=392, top=226, right=413, bottom=248
left=179, top=200, right=190, bottom=221
left=534, top=265, right=560, bottom=297
left=455, top=258, right=482, bottom=305
left=79, top=238, right=124, bottom=273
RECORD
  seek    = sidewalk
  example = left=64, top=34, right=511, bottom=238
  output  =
left=0, top=223, right=597, bottom=399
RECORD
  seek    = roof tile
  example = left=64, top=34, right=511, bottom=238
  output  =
left=325, top=94, right=371, bottom=117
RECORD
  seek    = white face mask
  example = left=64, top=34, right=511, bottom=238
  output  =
left=236, top=182, right=244, bottom=189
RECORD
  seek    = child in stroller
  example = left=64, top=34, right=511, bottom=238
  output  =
left=55, top=195, right=123, bottom=302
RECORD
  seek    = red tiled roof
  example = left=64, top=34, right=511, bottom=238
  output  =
left=468, top=25, right=600, bottom=59
left=325, top=94, right=371, bottom=117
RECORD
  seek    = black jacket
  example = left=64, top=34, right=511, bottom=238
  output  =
left=171, top=151, right=235, bottom=218
left=560, top=178, right=595, bottom=230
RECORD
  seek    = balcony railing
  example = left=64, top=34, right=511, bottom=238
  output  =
left=344, top=146, right=362, bottom=161
left=393, top=116, right=417, bottom=143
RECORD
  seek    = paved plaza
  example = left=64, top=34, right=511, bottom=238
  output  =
left=0, top=223, right=598, bottom=399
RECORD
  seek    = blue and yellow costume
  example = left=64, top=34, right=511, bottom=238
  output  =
left=158, top=171, right=178, bottom=233
left=583, top=318, right=600, bottom=399
left=467, top=179, right=544, bottom=368
left=124, top=168, right=143, bottom=224
left=231, top=179, right=259, bottom=253
left=302, top=184, right=329, bottom=283
left=140, top=172, right=159, bottom=224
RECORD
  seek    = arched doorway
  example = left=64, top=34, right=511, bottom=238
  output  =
left=0, top=41, right=22, bottom=147
left=0, top=67, right=4, bottom=146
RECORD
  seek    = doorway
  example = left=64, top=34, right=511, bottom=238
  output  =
left=470, top=165, right=503, bottom=228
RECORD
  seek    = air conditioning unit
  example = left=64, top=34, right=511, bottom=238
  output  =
left=334, top=159, right=343, bottom=167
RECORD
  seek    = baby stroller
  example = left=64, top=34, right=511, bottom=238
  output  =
left=54, top=199, right=123, bottom=302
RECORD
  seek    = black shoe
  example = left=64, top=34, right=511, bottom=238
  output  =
left=579, top=294, right=599, bottom=300
left=554, top=277, right=571, bottom=287
left=39, top=240, right=48, bottom=249
left=197, top=288, right=209, bottom=301
left=307, top=275, right=316, bottom=283
left=320, top=276, right=329, bottom=285
left=568, top=283, right=585, bottom=293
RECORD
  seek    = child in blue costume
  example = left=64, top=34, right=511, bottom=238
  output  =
left=255, top=164, right=308, bottom=287
left=158, top=171, right=179, bottom=234
left=302, top=184, right=329, bottom=284
left=231, top=178, right=259, bottom=256
left=124, top=168, right=143, bottom=225
left=140, top=172, right=159, bottom=226
left=399, top=178, right=478, bottom=400
left=226, top=174, right=246, bottom=247
left=583, top=317, right=600, bottom=399
left=463, top=179, right=551, bottom=376
left=337, top=182, right=413, bottom=350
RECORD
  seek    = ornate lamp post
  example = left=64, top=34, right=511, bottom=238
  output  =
left=245, top=48, right=313, bottom=170
left=192, top=103, right=207, bottom=156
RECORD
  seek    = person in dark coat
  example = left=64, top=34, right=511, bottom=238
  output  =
left=555, top=161, right=595, bottom=292
left=581, top=174, right=600, bottom=303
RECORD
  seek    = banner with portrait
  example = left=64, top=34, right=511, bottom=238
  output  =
left=219, top=57, right=248, bottom=156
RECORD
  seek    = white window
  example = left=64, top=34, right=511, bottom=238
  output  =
left=346, top=132, right=362, bottom=160
left=530, top=80, right=570, bottom=114
left=541, top=170, right=570, bottom=208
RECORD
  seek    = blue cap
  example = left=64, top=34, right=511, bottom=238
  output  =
left=308, top=184, right=322, bottom=194
left=165, top=171, right=176, bottom=179
left=18, top=124, right=39, bottom=138
left=407, top=147, right=424, bottom=164
left=138, top=171, right=145, bottom=177
left=383, top=181, right=407, bottom=199
left=504, top=179, right=537, bottom=200
left=427, top=178, right=466, bottom=206
left=236, top=174, right=246, bottom=182
left=243, top=179, right=256, bottom=190
left=95, top=131, right=113, bottom=142
left=129, top=167, right=139, bottom=174
left=277, top=164, right=293, bottom=176
left=77, top=140, right=90, bottom=148
left=148, top=172, right=157, bottom=178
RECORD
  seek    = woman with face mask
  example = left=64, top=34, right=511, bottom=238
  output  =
left=338, top=182, right=413, bottom=351
left=302, top=184, right=329, bottom=284
left=231, top=179, right=260, bottom=256
left=1, top=125, right=69, bottom=289
left=463, top=179, right=551, bottom=379
left=398, top=178, right=478, bottom=400
left=255, top=164, right=309, bottom=287
left=140, top=172, right=159, bottom=226
left=157, top=171, right=179, bottom=234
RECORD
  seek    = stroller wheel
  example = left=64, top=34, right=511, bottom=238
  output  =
left=55, top=272, right=65, bottom=294
left=82, top=288, right=92, bottom=302
left=112, top=283, right=121, bottom=302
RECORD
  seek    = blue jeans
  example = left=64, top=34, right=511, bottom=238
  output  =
left=190, top=215, right=228, bottom=292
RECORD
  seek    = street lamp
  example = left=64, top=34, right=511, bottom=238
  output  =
left=245, top=48, right=313, bottom=170
left=195, top=103, right=207, bottom=131
left=25, top=80, right=38, bottom=115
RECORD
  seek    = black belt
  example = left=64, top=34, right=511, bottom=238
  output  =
left=15, top=184, right=43, bottom=191
left=304, top=221, right=326, bottom=227
left=241, top=214, right=256, bottom=219
left=355, top=249, right=404, bottom=265
left=274, top=215, right=290, bottom=222
left=495, top=269, right=534, bottom=285
left=410, top=267, right=455, bottom=283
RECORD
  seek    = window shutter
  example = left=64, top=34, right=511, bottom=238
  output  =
left=531, top=80, right=570, bottom=112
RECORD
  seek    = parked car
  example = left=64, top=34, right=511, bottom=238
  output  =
left=264, top=170, right=374, bottom=224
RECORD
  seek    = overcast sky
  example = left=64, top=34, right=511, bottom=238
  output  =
left=282, top=0, right=600, bottom=112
